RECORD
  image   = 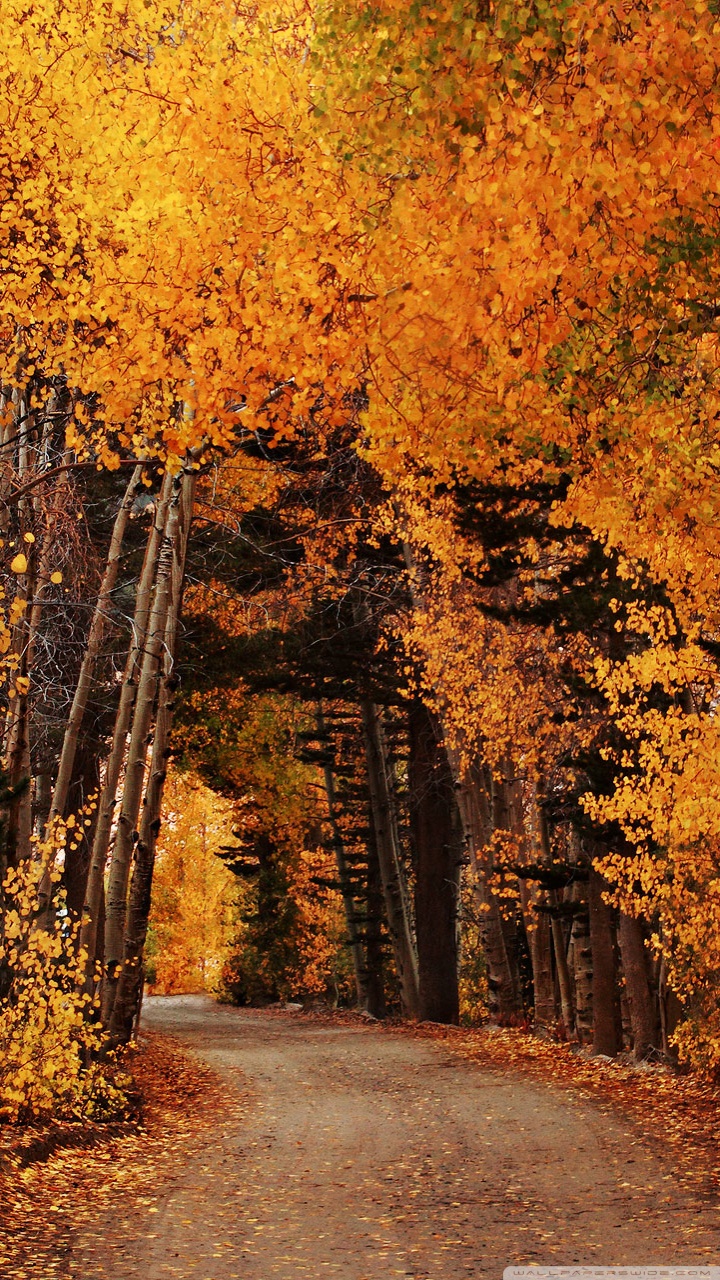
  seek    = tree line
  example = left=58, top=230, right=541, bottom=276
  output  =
left=2, top=0, right=720, bottom=1119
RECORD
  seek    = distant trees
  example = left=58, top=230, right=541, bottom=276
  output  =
left=144, top=770, right=239, bottom=996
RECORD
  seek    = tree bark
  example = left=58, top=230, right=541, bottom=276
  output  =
left=588, top=866, right=622, bottom=1056
left=408, top=701, right=461, bottom=1024
left=61, top=741, right=102, bottom=921
left=451, top=759, right=522, bottom=1018
left=363, top=816, right=387, bottom=1018
left=47, top=463, right=143, bottom=827
left=519, top=880, right=555, bottom=1028
left=5, top=435, right=70, bottom=868
left=4, top=418, right=42, bottom=868
left=549, top=889, right=576, bottom=1038
left=570, top=881, right=593, bottom=1044
left=101, top=477, right=181, bottom=1025
left=618, top=912, right=660, bottom=1061
left=361, top=699, right=420, bottom=1018
left=316, top=704, right=368, bottom=1009
left=80, top=472, right=174, bottom=980
left=658, top=955, right=681, bottom=1063
left=110, top=470, right=195, bottom=1041
left=527, top=798, right=573, bottom=1034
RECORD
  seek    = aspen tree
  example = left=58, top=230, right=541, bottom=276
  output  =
left=4, top=393, right=73, bottom=867
left=80, top=473, right=175, bottom=979
left=110, top=468, right=196, bottom=1041
left=101, top=479, right=182, bottom=1024
left=518, top=881, right=555, bottom=1030
left=46, top=463, right=144, bottom=828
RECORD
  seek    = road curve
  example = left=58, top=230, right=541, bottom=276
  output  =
left=84, top=995, right=720, bottom=1279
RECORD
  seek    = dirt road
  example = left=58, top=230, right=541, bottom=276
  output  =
left=77, top=995, right=720, bottom=1278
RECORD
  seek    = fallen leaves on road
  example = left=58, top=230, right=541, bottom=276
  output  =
left=403, top=1021, right=720, bottom=1196
left=0, top=1034, right=247, bottom=1280
left=2, top=1008, right=720, bottom=1279
left=270, top=1005, right=720, bottom=1196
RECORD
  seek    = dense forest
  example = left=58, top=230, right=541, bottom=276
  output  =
left=3, top=0, right=720, bottom=1123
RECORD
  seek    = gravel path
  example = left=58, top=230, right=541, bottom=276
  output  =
left=82, top=995, right=720, bottom=1278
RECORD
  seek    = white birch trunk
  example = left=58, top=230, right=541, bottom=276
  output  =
left=110, top=470, right=196, bottom=1040
left=100, top=478, right=181, bottom=1024
left=80, top=472, right=174, bottom=979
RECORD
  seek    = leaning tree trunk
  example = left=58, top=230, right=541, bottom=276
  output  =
left=101, top=477, right=182, bottom=1026
left=61, top=741, right=103, bottom=920
left=110, top=470, right=195, bottom=1042
left=408, top=700, right=461, bottom=1024
left=80, top=472, right=174, bottom=981
left=361, top=699, right=420, bottom=1018
left=47, top=463, right=143, bottom=828
left=35, top=464, right=145, bottom=929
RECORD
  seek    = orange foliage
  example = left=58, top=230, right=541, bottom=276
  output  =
left=307, top=0, right=720, bottom=1065
left=147, top=771, right=239, bottom=995
left=7, top=0, right=720, bottom=1066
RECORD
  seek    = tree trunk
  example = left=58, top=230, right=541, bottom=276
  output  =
left=588, top=866, right=622, bottom=1056
left=110, top=471, right=195, bottom=1041
left=529, top=798, right=573, bottom=1035
left=5, top=495, right=40, bottom=867
left=2, top=392, right=32, bottom=768
left=363, top=817, right=387, bottom=1018
left=62, top=742, right=102, bottom=921
left=6, top=473, right=68, bottom=868
left=408, top=701, right=460, bottom=1024
left=519, top=881, right=555, bottom=1028
left=361, top=699, right=420, bottom=1018
left=658, top=956, right=681, bottom=1063
left=316, top=705, right=368, bottom=1009
left=451, top=758, right=522, bottom=1018
left=398, top=538, right=518, bottom=1019
left=80, top=472, right=174, bottom=980
left=618, top=912, right=660, bottom=1060
left=549, top=888, right=576, bottom=1038
left=570, top=882, right=593, bottom=1044
left=101, top=477, right=181, bottom=1025
left=48, top=463, right=143, bottom=827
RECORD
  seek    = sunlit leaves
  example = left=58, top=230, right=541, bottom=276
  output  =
left=0, top=851, right=129, bottom=1123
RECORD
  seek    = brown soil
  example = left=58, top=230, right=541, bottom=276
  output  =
left=3, top=995, right=720, bottom=1278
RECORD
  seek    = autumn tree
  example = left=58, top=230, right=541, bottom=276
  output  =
left=6, top=0, right=720, bottom=1095
left=301, top=0, right=720, bottom=1066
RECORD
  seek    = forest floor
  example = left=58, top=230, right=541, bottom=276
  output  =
left=2, top=995, right=720, bottom=1279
